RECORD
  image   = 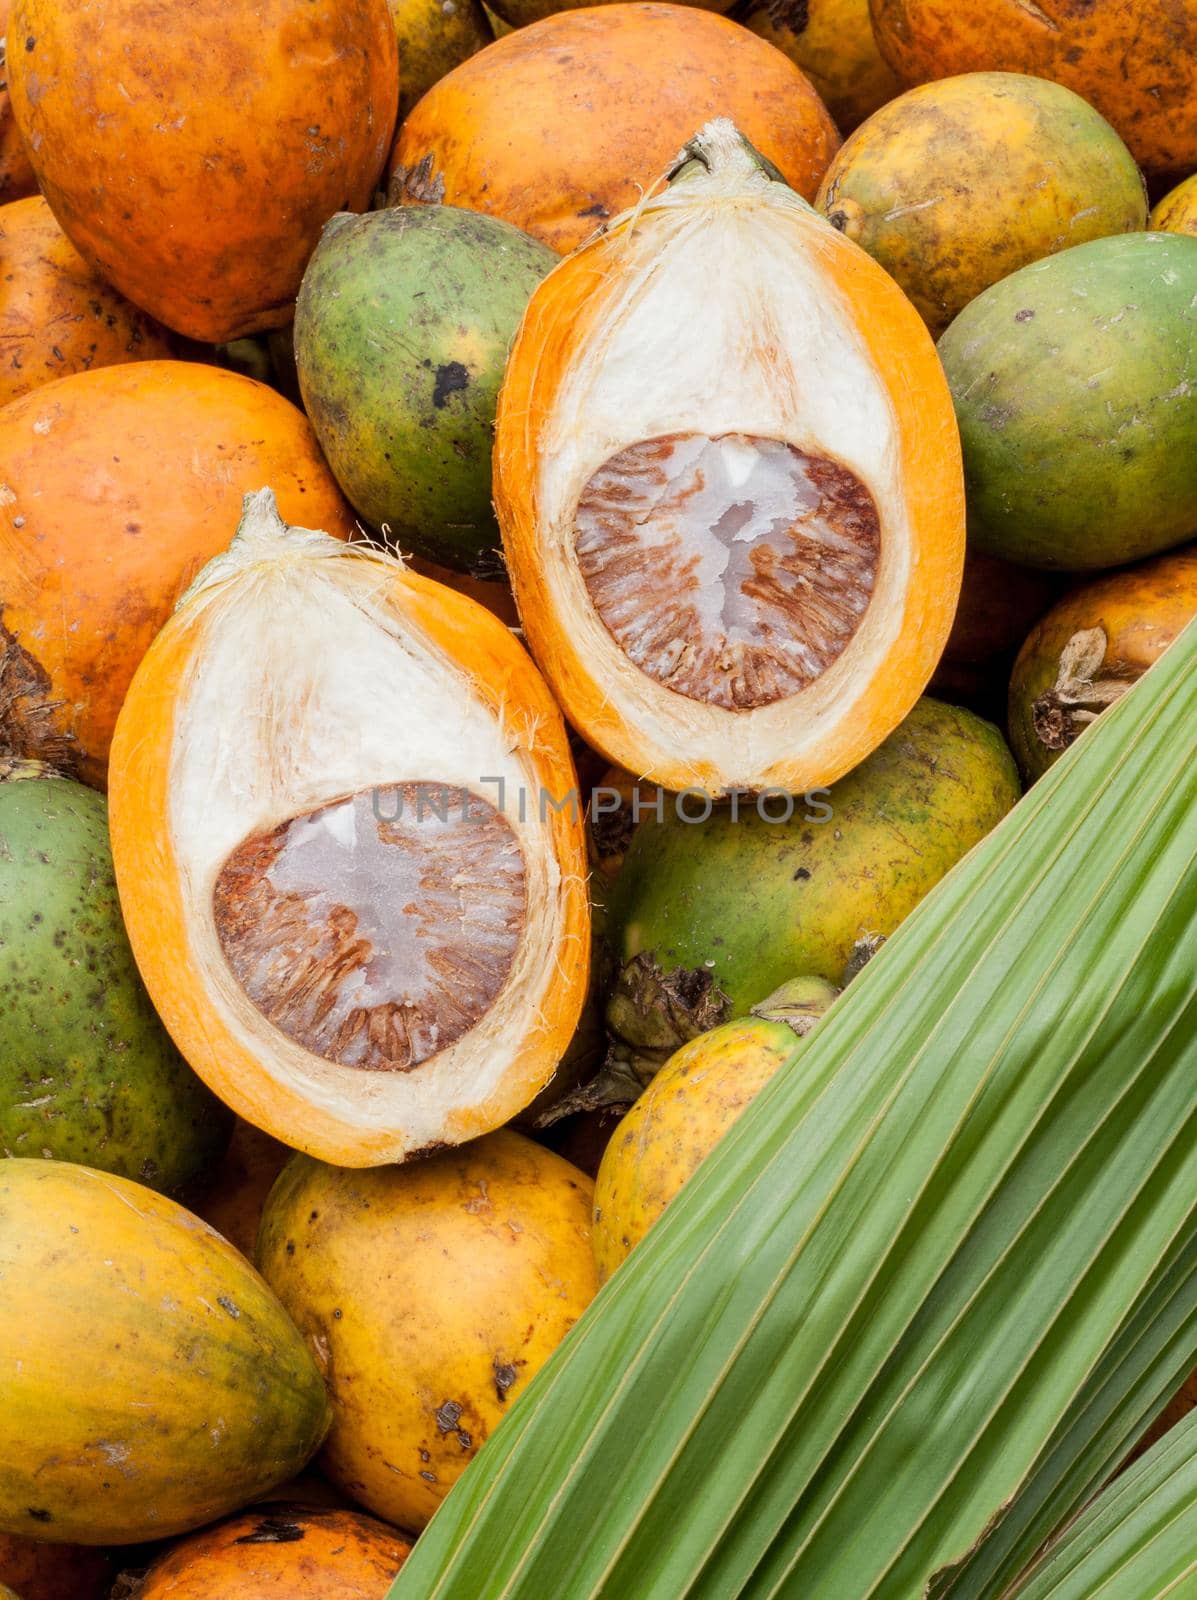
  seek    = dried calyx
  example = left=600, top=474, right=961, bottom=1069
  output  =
left=750, top=975, right=841, bottom=1033
left=0, top=614, right=80, bottom=780
left=1032, top=627, right=1130, bottom=753
left=496, top=118, right=964, bottom=796
left=108, top=489, right=589, bottom=1164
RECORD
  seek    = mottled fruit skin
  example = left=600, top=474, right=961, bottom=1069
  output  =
left=8, top=0, right=399, bottom=341
left=194, top=1119, right=291, bottom=1259
left=593, top=1014, right=806, bottom=1281
left=135, top=1505, right=411, bottom=1597
left=0, top=1534, right=111, bottom=1600
left=869, top=0, right=1197, bottom=177
left=389, top=3, right=840, bottom=255
left=1008, top=546, right=1197, bottom=783
left=0, top=195, right=177, bottom=406
left=604, top=698, right=1020, bottom=1030
left=295, top=206, right=554, bottom=571
left=0, top=4, right=36, bottom=204
left=1151, top=174, right=1197, bottom=239
left=940, top=548, right=1057, bottom=669
left=0, top=1159, right=331, bottom=1543
left=391, top=0, right=492, bottom=119
left=257, top=1130, right=597, bottom=1532
left=0, top=775, right=230, bottom=1191
left=740, top=0, right=900, bottom=132
left=939, top=233, right=1197, bottom=570
left=0, top=361, right=355, bottom=787
left=816, top=72, right=1146, bottom=338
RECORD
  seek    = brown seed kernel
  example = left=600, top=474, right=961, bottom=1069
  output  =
left=573, top=433, right=880, bottom=710
left=213, top=784, right=526, bottom=1071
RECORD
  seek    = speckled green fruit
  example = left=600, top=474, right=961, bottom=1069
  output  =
left=603, top=698, right=1019, bottom=1053
left=294, top=205, right=556, bottom=574
left=0, top=772, right=230, bottom=1192
left=939, top=232, right=1197, bottom=570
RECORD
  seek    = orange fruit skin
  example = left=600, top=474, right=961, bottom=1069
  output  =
left=490, top=0, right=733, bottom=23
left=0, top=361, right=356, bottom=788
left=0, top=1, right=37, bottom=204
left=1007, top=544, right=1197, bottom=782
left=943, top=549, right=1058, bottom=668
left=194, top=1119, right=293, bottom=1261
left=390, top=3, right=840, bottom=254
left=0, top=1534, right=112, bottom=1600
left=869, top=0, right=1197, bottom=177
left=0, top=195, right=177, bottom=406
left=136, top=1506, right=411, bottom=1598
left=8, top=0, right=399, bottom=341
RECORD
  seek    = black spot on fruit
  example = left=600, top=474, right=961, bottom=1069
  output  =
left=1015, top=308, right=1036, bottom=323
left=432, top=361, right=470, bottom=409
left=235, top=1516, right=305, bottom=1545
left=435, top=1398, right=465, bottom=1433
left=979, top=403, right=1014, bottom=430
left=770, top=0, right=810, bottom=34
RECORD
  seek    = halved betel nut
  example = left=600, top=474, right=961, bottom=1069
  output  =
left=496, top=119, right=965, bottom=797
left=109, top=490, right=590, bottom=1165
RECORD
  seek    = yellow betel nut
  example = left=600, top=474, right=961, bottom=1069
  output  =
left=257, top=1130, right=598, bottom=1533
left=592, top=980, right=838, bottom=1282
left=1151, top=173, right=1197, bottom=238
left=816, top=71, right=1147, bottom=339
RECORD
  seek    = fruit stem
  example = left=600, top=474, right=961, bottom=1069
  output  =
left=0, top=757, right=55, bottom=784
left=666, top=118, right=788, bottom=191
left=750, top=976, right=840, bottom=1035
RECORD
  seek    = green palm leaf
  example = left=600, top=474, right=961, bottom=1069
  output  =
left=393, top=619, right=1197, bottom=1600
left=938, top=1231, right=1197, bottom=1597
left=1008, top=1411, right=1197, bottom=1599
